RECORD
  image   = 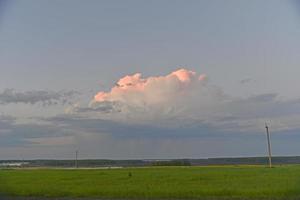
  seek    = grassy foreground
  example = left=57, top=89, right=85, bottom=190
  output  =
left=1, top=165, right=300, bottom=199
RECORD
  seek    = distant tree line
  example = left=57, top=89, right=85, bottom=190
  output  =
left=151, top=160, right=191, bottom=166
left=2, top=156, right=300, bottom=168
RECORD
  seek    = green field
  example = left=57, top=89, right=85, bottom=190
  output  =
left=1, top=165, right=300, bottom=199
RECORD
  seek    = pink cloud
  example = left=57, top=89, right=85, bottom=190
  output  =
left=93, top=69, right=206, bottom=107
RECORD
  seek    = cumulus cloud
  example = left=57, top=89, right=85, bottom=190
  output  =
left=61, top=69, right=300, bottom=135
left=0, top=89, right=78, bottom=105
left=2, top=68, right=300, bottom=158
left=2, top=69, right=300, bottom=150
left=85, top=69, right=227, bottom=122
left=92, top=69, right=207, bottom=106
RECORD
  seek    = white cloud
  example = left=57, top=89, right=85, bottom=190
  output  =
left=62, top=69, right=300, bottom=134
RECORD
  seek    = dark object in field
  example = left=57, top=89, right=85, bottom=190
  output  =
left=128, top=172, right=132, bottom=177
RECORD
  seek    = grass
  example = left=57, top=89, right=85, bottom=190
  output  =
left=1, top=165, right=300, bottom=199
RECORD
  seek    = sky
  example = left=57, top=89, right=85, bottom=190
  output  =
left=0, top=0, right=300, bottom=159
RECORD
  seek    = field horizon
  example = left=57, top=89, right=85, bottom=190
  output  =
left=2, top=156, right=300, bottom=168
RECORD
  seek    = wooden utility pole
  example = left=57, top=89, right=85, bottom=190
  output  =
left=75, top=150, right=78, bottom=168
left=265, top=123, right=272, bottom=168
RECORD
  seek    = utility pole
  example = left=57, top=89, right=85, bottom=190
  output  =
left=75, top=150, right=78, bottom=168
left=265, top=123, right=272, bottom=168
